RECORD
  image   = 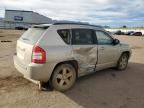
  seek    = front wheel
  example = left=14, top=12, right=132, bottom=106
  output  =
left=116, top=53, right=129, bottom=70
left=50, top=64, right=76, bottom=92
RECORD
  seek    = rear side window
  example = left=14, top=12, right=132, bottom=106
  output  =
left=57, top=29, right=70, bottom=44
left=72, top=29, right=95, bottom=45
left=20, top=28, right=46, bottom=44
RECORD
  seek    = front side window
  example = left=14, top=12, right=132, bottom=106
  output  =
left=57, top=29, right=70, bottom=44
left=72, top=29, right=94, bottom=45
left=96, top=31, right=113, bottom=45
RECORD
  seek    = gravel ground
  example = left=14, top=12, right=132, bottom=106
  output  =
left=0, top=29, right=144, bottom=108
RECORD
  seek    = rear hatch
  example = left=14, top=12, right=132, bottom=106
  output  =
left=17, top=27, right=48, bottom=65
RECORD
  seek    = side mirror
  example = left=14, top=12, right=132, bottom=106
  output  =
left=113, top=39, right=120, bottom=45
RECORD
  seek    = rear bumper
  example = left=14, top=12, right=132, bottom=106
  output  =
left=14, top=56, right=54, bottom=82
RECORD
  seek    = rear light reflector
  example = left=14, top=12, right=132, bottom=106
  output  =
left=32, top=45, right=46, bottom=64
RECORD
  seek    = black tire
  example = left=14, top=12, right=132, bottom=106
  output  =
left=50, top=64, right=76, bottom=92
left=117, top=53, right=129, bottom=70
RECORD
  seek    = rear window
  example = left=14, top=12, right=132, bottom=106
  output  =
left=20, top=28, right=47, bottom=44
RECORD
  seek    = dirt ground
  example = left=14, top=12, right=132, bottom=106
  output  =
left=0, top=29, right=144, bottom=108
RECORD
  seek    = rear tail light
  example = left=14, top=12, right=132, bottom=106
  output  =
left=32, top=45, right=46, bottom=64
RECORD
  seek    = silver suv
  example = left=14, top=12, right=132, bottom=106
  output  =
left=14, top=23, right=131, bottom=91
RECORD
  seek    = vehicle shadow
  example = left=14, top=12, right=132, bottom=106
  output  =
left=64, top=62, right=144, bottom=108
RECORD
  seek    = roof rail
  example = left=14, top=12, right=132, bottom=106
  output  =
left=53, top=22, right=103, bottom=28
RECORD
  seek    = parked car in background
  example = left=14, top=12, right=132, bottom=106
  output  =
left=114, top=30, right=125, bottom=35
left=14, top=23, right=131, bottom=91
left=125, top=31, right=135, bottom=35
left=131, top=32, right=142, bottom=36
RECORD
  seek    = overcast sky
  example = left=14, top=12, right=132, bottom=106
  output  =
left=0, top=0, right=144, bottom=26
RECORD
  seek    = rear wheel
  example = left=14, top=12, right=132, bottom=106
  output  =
left=117, top=53, right=129, bottom=70
left=50, top=64, right=76, bottom=92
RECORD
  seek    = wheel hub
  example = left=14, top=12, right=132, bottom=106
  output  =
left=119, top=55, right=128, bottom=69
left=63, top=74, right=68, bottom=80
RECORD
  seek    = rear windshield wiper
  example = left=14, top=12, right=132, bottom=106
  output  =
left=33, top=26, right=49, bottom=29
left=22, top=38, right=29, bottom=41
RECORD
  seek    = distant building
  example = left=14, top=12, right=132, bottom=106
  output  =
left=0, top=17, right=5, bottom=28
left=0, top=9, right=90, bottom=29
left=1, top=9, right=53, bottom=29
